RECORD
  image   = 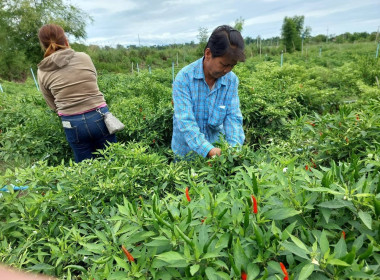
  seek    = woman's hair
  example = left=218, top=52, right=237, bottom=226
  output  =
left=205, top=25, right=245, bottom=62
left=38, top=24, right=69, bottom=58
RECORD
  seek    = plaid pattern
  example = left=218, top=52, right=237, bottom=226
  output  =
left=171, top=57, right=245, bottom=158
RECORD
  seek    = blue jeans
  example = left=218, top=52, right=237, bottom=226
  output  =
left=60, top=106, right=117, bottom=163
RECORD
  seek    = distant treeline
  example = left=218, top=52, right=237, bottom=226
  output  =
left=72, top=31, right=378, bottom=74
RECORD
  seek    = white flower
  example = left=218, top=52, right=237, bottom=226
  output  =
left=311, top=258, right=319, bottom=265
left=33, top=231, right=37, bottom=234
left=283, top=167, right=288, bottom=173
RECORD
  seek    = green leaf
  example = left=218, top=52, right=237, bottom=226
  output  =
left=288, top=232, right=309, bottom=252
left=64, top=265, right=87, bottom=273
left=281, top=241, right=309, bottom=259
left=29, top=263, right=55, bottom=272
left=264, top=208, right=301, bottom=220
left=155, top=251, right=188, bottom=268
left=358, top=210, right=372, bottom=229
left=145, top=236, right=171, bottom=247
left=82, top=243, right=105, bottom=254
left=215, top=232, right=230, bottom=249
left=190, top=264, right=200, bottom=276
left=300, top=186, right=342, bottom=195
left=113, top=256, right=130, bottom=271
left=299, top=263, right=314, bottom=280
left=334, top=237, right=347, bottom=258
left=247, top=263, right=260, bottom=280
left=318, top=200, right=354, bottom=209
left=242, top=170, right=252, bottom=190
left=327, top=258, right=350, bottom=266
left=205, top=267, right=218, bottom=280
left=202, top=252, right=221, bottom=259
left=319, top=230, right=329, bottom=255
left=126, top=230, right=156, bottom=245
left=216, top=271, right=231, bottom=280
left=233, top=238, right=249, bottom=270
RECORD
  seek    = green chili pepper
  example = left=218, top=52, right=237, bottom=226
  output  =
left=358, top=244, right=373, bottom=261
left=152, top=194, right=157, bottom=214
left=216, top=208, right=228, bottom=220
left=243, top=207, right=250, bottom=233
left=228, top=232, right=233, bottom=249
left=228, top=253, right=240, bottom=275
left=175, top=225, right=194, bottom=248
left=164, top=201, right=175, bottom=222
left=154, top=212, right=173, bottom=230
left=246, top=196, right=252, bottom=207
left=373, top=197, right=380, bottom=218
left=187, top=207, right=192, bottom=224
left=341, top=246, right=356, bottom=264
left=203, top=232, right=217, bottom=253
left=252, top=173, right=259, bottom=195
left=254, top=224, right=264, bottom=248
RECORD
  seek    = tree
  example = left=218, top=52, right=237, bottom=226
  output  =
left=234, top=17, right=245, bottom=32
left=0, top=0, right=91, bottom=81
left=281, top=15, right=305, bottom=53
left=196, top=27, right=208, bottom=56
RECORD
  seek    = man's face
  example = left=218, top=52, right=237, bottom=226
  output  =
left=203, top=48, right=237, bottom=80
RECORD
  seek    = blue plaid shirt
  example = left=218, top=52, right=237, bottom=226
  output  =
left=171, top=57, right=245, bottom=158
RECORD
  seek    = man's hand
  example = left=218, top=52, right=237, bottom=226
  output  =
left=207, top=148, right=221, bottom=158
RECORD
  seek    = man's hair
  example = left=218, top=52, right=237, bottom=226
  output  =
left=205, top=25, right=245, bottom=62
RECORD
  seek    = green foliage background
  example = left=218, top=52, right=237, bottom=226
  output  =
left=0, top=41, right=379, bottom=279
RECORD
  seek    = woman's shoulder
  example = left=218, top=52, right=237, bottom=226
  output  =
left=74, top=51, right=91, bottom=60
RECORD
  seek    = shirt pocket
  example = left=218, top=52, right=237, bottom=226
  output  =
left=208, top=105, right=227, bottom=131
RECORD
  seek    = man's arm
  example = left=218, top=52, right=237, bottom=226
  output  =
left=173, top=75, right=214, bottom=157
left=224, top=78, right=245, bottom=146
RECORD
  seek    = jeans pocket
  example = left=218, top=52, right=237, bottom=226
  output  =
left=64, top=127, right=79, bottom=144
left=95, top=118, right=110, bottom=136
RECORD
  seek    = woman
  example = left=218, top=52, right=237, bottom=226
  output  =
left=37, top=24, right=117, bottom=163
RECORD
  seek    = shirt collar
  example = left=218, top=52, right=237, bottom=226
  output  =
left=194, top=57, right=228, bottom=87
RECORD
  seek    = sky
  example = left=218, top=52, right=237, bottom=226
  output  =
left=69, top=0, right=380, bottom=46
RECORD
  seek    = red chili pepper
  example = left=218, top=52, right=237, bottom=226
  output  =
left=310, top=158, right=317, bottom=168
left=251, top=195, right=258, bottom=214
left=241, top=271, right=247, bottom=280
left=356, top=114, right=360, bottom=121
left=201, top=217, right=207, bottom=223
left=280, top=262, right=289, bottom=280
left=185, top=187, right=191, bottom=202
left=342, top=231, right=346, bottom=240
left=121, top=245, right=135, bottom=262
left=305, top=165, right=309, bottom=171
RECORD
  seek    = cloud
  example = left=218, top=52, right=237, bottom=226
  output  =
left=70, top=0, right=380, bottom=45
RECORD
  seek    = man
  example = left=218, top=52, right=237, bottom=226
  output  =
left=172, top=25, right=245, bottom=159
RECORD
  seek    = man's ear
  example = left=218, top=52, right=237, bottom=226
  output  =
left=204, top=48, right=212, bottom=60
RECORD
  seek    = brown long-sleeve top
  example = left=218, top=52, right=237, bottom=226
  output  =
left=37, top=48, right=106, bottom=115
